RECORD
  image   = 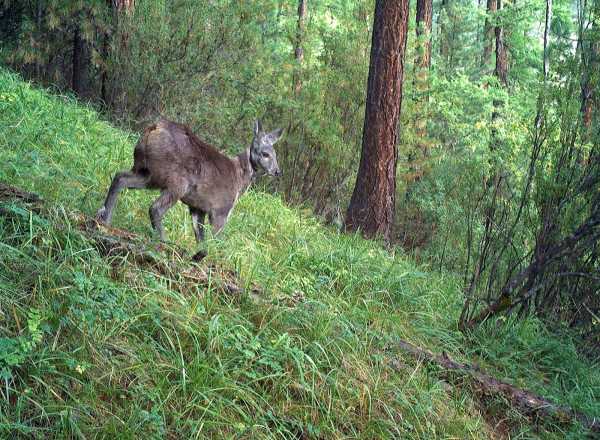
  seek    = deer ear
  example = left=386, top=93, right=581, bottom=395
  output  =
left=266, top=128, right=284, bottom=144
left=254, top=120, right=262, bottom=136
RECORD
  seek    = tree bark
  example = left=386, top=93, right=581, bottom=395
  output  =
left=71, top=25, right=84, bottom=95
left=294, top=0, right=307, bottom=95
left=490, top=0, right=507, bottom=153
left=345, top=0, right=410, bottom=241
left=542, top=0, right=552, bottom=80
left=494, top=0, right=508, bottom=87
left=482, top=0, right=497, bottom=69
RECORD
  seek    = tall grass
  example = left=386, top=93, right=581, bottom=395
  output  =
left=1, top=68, right=598, bottom=438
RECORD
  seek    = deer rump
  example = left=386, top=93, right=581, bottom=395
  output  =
left=133, top=120, right=241, bottom=212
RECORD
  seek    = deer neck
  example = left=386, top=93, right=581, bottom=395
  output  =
left=235, top=149, right=256, bottom=194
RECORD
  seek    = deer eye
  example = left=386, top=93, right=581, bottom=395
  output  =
left=261, top=152, right=270, bottom=159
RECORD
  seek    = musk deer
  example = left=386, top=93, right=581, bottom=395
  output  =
left=96, top=118, right=283, bottom=260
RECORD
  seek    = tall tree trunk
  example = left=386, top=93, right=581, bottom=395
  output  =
left=482, top=0, right=497, bottom=69
left=494, top=0, right=508, bottom=87
left=345, top=0, right=410, bottom=241
left=71, top=25, right=84, bottom=95
left=294, top=0, right=307, bottom=95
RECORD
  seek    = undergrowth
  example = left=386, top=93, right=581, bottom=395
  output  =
left=0, top=68, right=598, bottom=438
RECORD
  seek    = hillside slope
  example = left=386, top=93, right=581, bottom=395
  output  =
left=1, top=68, right=598, bottom=439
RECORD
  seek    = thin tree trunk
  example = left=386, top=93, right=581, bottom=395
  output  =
left=542, top=0, right=552, bottom=80
left=35, top=0, right=44, bottom=79
left=581, top=0, right=598, bottom=130
left=490, top=0, right=507, bottom=153
left=415, top=0, right=432, bottom=71
left=71, top=25, right=84, bottom=95
left=101, top=14, right=110, bottom=105
left=294, top=0, right=307, bottom=95
left=345, top=0, right=410, bottom=241
left=408, top=0, right=433, bottom=185
left=439, top=0, right=450, bottom=62
left=535, top=0, right=552, bottom=129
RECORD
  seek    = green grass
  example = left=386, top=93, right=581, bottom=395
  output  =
left=0, top=68, right=598, bottom=439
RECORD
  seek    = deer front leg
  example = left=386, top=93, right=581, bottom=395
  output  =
left=191, top=205, right=232, bottom=263
left=149, top=190, right=180, bottom=241
left=209, top=205, right=233, bottom=236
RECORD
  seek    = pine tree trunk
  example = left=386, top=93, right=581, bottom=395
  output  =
left=482, top=0, right=497, bottom=68
left=345, top=0, right=410, bottom=241
left=494, top=0, right=508, bottom=87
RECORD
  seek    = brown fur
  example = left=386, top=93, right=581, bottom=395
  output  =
left=96, top=118, right=281, bottom=261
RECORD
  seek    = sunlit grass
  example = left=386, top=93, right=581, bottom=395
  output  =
left=1, top=67, right=598, bottom=438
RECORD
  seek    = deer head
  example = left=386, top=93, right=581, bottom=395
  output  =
left=250, top=120, right=283, bottom=177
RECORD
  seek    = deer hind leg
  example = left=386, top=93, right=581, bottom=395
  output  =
left=149, top=189, right=180, bottom=241
left=96, top=171, right=149, bottom=224
left=189, top=207, right=207, bottom=243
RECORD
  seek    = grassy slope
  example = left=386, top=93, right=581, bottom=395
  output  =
left=0, top=68, right=598, bottom=439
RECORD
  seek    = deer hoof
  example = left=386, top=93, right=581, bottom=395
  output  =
left=95, top=207, right=109, bottom=224
left=192, top=250, right=207, bottom=262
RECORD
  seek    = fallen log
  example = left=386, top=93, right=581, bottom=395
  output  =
left=389, top=339, right=600, bottom=434
left=0, top=183, right=42, bottom=205
left=0, top=183, right=260, bottom=298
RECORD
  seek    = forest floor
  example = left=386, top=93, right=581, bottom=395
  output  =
left=1, top=68, right=599, bottom=439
